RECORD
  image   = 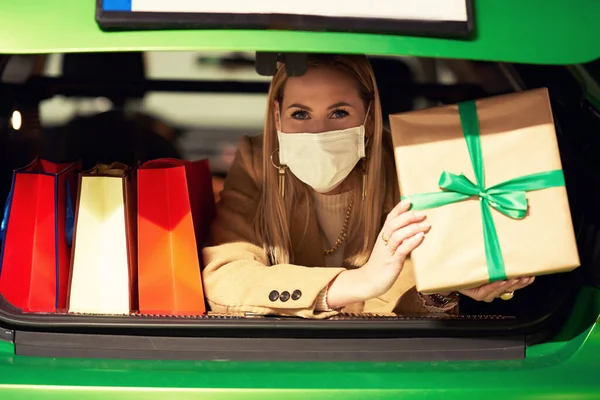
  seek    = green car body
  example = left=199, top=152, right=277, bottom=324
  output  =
left=0, top=288, right=598, bottom=399
left=1, top=0, right=600, bottom=398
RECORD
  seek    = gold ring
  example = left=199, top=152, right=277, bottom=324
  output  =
left=500, top=291, right=514, bottom=301
left=381, top=232, right=390, bottom=245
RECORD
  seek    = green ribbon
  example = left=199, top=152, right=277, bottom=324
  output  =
left=402, top=100, right=565, bottom=282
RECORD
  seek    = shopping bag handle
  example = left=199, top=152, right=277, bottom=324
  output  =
left=66, top=181, right=74, bottom=246
left=0, top=190, right=12, bottom=242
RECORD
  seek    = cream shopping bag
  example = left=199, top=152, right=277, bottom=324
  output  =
left=68, top=163, right=137, bottom=314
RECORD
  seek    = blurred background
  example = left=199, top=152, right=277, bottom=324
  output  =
left=0, top=51, right=511, bottom=203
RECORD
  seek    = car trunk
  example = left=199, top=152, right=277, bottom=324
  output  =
left=1, top=49, right=598, bottom=363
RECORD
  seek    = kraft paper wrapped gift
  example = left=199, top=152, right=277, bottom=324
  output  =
left=389, top=88, right=580, bottom=294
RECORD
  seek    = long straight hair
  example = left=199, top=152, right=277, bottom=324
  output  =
left=254, top=54, right=386, bottom=266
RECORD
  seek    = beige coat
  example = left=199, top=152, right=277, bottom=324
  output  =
left=202, top=133, right=436, bottom=318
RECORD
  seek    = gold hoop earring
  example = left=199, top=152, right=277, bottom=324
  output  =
left=270, top=149, right=287, bottom=198
left=361, top=158, right=368, bottom=200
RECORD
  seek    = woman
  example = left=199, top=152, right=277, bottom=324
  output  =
left=202, top=54, right=534, bottom=318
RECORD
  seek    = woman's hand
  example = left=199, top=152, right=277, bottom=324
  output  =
left=457, top=277, right=535, bottom=302
left=362, top=200, right=430, bottom=298
left=326, top=200, right=429, bottom=308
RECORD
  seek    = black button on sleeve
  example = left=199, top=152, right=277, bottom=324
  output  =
left=292, top=290, right=302, bottom=301
left=280, top=291, right=291, bottom=302
left=269, top=290, right=280, bottom=302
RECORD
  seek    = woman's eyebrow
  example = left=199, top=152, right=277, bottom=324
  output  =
left=285, top=102, right=354, bottom=110
left=327, top=102, right=354, bottom=109
left=287, top=103, right=312, bottom=110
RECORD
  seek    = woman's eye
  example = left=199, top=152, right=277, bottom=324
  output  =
left=291, top=110, right=310, bottom=120
left=331, top=109, right=350, bottom=119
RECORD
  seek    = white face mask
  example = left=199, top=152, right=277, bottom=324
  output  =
left=277, top=110, right=368, bottom=193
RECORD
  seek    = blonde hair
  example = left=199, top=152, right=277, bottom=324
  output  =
left=254, top=54, right=386, bottom=266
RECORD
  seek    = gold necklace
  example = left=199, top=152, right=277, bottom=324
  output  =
left=323, top=195, right=355, bottom=256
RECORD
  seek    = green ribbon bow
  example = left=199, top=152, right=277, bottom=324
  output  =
left=402, top=100, right=565, bottom=282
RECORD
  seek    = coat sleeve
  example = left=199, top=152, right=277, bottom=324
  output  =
left=202, top=135, right=345, bottom=319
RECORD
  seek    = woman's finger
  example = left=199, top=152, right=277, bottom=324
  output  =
left=387, top=221, right=431, bottom=252
left=387, top=199, right=412, bottom=219
left=459, top=276, right=536, bottom=302
left=384, top=200, right=413, bottom=224
left=395, top=231, right=426, bottom=258
left=479, top=282, right=508, bottom=302
left=459, top=280, right=508, bottom=302
left=483, top=279, right=519, bottom=302
left=382, top=210, right=427, bottom=243
left=497, top=277, right=535, bottom=297
left=484, top=277, right=535, bottom=302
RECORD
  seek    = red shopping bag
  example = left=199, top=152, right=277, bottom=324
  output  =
left=137, top=158, right=215, bottom=315
left=0, top=159, right=80, bottom=312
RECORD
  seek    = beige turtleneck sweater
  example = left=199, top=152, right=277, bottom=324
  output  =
left=311, top=191, right=354, bottom=312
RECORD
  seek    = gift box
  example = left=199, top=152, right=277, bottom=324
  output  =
left=389, top=88, right=580, bottom=294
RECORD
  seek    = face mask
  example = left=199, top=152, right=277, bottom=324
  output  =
left=277, top=110, right=368, bottom=193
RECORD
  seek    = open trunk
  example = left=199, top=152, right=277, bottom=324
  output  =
left=0, top=51, right=599, bottom=363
